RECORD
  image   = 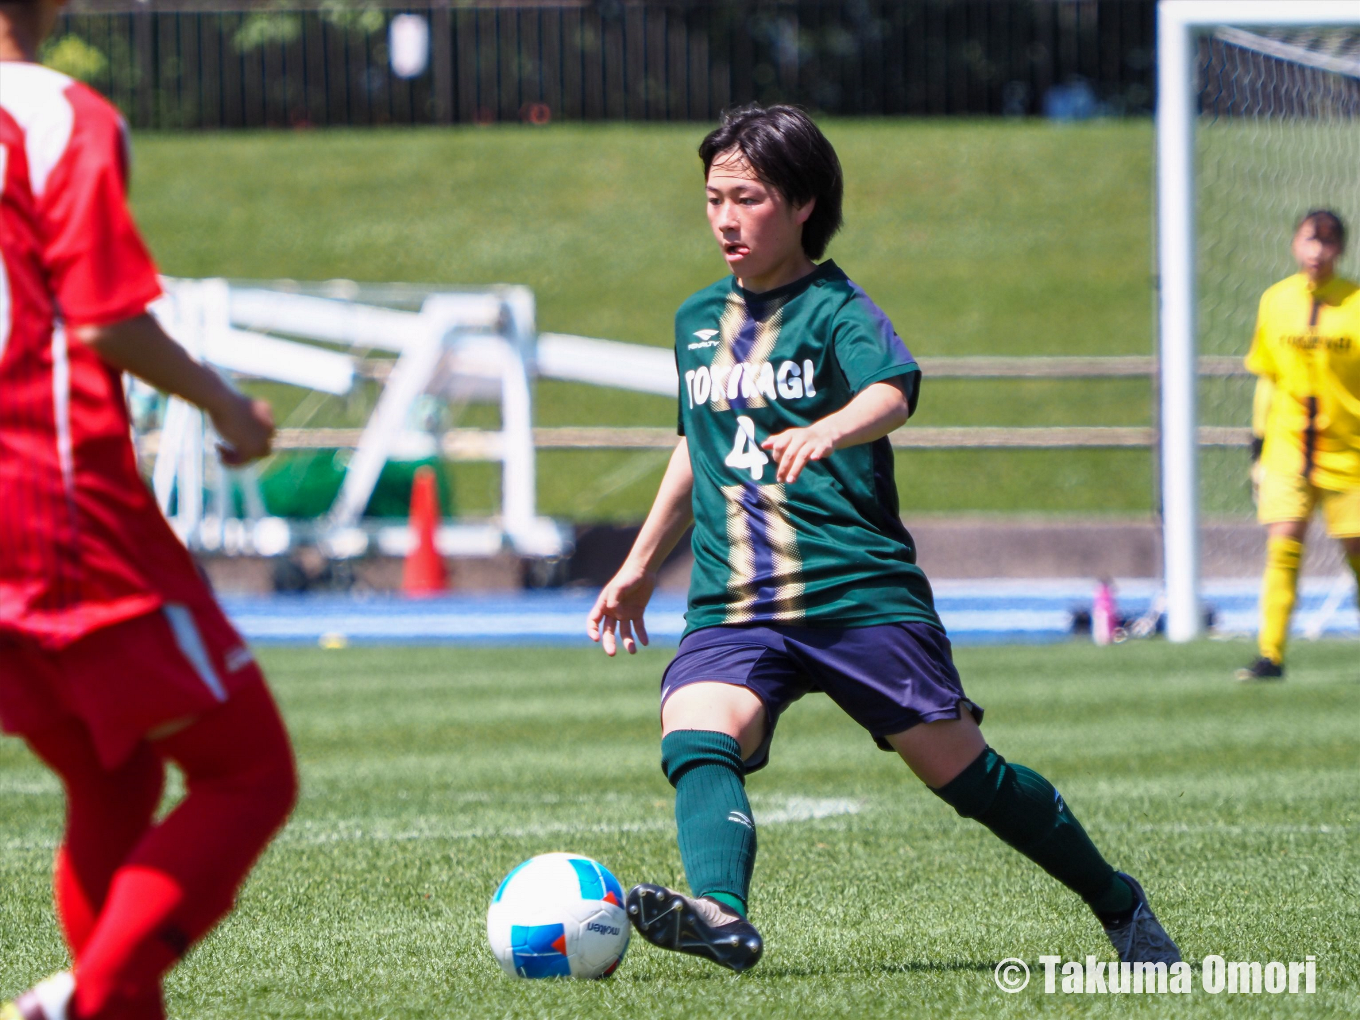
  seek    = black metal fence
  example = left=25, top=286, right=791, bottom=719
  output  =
left=48, top=1, right=1156, bottom=129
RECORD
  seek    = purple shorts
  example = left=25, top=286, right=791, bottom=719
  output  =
left=660, top=622, right=982, bottom=771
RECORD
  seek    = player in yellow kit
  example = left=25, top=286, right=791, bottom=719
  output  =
left=1238, top=210, right=1360, bottom=681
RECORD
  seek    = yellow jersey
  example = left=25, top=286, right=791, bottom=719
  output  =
left=1245, top=272, right=1360, bottom=490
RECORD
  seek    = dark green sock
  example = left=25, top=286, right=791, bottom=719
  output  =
left=931, top=748, right=1132, bottom=917
left=661, top=729, right=755, bottom=917
left=705, top=892, right=746, bottom=916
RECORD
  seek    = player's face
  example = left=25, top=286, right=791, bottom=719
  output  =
left=706, top=149, right=814, bottom=288
left=1291, top=223, right=1342, bottom=284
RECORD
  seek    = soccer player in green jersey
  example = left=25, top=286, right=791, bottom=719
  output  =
left=586, top=105, right=1181, bottom=973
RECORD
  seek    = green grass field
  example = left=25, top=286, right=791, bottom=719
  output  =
left=128, top=121, right=1170, bottom=520
left=2, top=640, right=1357, bottom=1017
left=131, top=121, right=1155, bottom=358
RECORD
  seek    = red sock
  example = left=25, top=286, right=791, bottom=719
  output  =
left=26, top=720, right=167, bottom=1020
left=26, top=720, right=164, bottom=956
left=70, top=678, right=296, bottom=1020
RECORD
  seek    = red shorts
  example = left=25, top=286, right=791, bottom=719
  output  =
left=0, top=600, right=263, bottom=769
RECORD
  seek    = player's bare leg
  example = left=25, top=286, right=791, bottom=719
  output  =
left=885, top=714, right=985, bottom=787
left=890, top=714, right=1179, bottom=964
left=661, top=682, right=766, bottom=759
left=626, top=683, right=765, bottom=972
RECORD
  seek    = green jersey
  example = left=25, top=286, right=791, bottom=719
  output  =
left=675, top=260, right=941, bottom=635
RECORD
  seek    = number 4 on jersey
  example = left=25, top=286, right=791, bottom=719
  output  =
left=725, top=415, right=769, bottom=480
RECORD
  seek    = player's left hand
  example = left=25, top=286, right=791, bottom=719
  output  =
left=762, top=423, right=836, bottom=484
left=211, top=394, right=276, bottom=465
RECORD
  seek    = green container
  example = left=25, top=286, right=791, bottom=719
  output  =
left=258, top=450, right=453, bottom=519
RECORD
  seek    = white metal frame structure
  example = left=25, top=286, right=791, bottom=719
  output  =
left=149, top=278, right=358, bottom=556
left=149, top=278, right=564, bottom=559
left=1156, top=0, right=1360, bottom=641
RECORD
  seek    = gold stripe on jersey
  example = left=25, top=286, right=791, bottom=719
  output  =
left=721, top=487, right=756, bottom=620
left=720, top=483, right=805, bottom=624
left=708, top=291, right=786, bottom=412
left=705, top=294, right=745, bottom=413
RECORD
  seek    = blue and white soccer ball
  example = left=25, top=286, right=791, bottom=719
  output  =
left=486, top=853, right=630, bottom=979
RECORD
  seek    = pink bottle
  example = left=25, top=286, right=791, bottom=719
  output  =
left=1092, top=580, right=1117, bottom=646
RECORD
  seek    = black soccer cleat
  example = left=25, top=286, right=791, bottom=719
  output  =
left=626, top=883, right=763, bottom=973
left=1235, top=656, right=1285, bottom=683
left=1098, top=873, right=1181, bottom=965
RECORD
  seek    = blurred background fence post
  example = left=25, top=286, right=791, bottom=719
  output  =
left=432, top=0, right=454, bottom=123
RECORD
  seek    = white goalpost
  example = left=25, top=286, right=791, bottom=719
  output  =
left=1157, top=0, right=1360, bottom=641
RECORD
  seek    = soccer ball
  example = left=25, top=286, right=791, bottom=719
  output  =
left=486, top=853, right=630, bottom=979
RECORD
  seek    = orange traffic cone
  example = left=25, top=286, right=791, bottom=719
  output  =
left=402, top=465, right=448, bottom=596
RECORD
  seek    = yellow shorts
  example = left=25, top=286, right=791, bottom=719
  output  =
left=1258, top=470, right=1360, bottom=537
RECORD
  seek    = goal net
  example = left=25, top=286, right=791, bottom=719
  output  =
left=1157, top=2, right=1360, bottom=639
left=1197, top=23, right=1360, bottom=575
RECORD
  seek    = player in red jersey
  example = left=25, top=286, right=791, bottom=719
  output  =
left=0, top=3, right=297, bottom=1018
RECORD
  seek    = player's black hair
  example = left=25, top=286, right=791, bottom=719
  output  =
left=699, top=104, right=844, bottom=261
left=1297, top=209, right=1346, bottom=251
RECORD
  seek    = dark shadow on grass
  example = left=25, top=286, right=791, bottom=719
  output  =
left=610, top=959, right=997, bottom=983
left=724, top=959, right=996, bottom=979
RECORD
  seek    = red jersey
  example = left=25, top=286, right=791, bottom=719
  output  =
left=0, top=62, right=211, bottom=649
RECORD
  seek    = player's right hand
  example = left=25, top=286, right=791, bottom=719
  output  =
left=211, top=394, right=275, bottom=465
left=587, top=561, right=654, bottom=656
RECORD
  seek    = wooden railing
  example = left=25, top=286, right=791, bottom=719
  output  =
left=137, top=355, right=1252, bottom=455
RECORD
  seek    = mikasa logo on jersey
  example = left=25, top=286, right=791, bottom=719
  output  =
left=688, top=329, right=720, bottom=349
